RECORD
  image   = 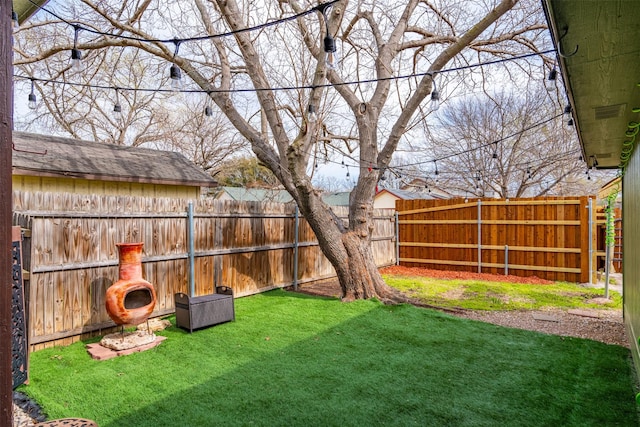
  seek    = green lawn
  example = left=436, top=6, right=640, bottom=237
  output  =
left=385, top=275, right=622, bottom=311
left=20, top=290, right=638, bottom=426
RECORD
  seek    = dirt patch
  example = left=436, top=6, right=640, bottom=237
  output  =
left=441, top=287, right=466, bottom=300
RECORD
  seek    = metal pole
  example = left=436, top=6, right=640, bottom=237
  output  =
left=477, top=200, right=482, bottom=273
left=505, top=245, right=509, bottom=276
left=0, top=0, right=14, bottom=421
left=588, top=197, right=593, bottom=284
left=395, top=211, right=400, bottom=265
left=188, top=202, right=195, bottom=297
left=293, top=206, right=299, bottom=291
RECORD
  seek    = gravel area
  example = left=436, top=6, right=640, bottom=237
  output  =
left=454, top=307, right=627, bottom=347
left=12, top=391, right=45, bottom=427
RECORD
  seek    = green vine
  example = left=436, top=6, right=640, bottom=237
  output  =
left=604, top=183, right=619, bottom=247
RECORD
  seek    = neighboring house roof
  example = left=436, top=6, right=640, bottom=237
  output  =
left=597, top=177, right=622, bottom=201
left=12, top=132, right=216, bottom=188
left=216, top=186, right=294, bottom=203
left=215, top=188, right=354, bottom=206
left=377, top=188, right=423, bottom=200
left=321, top=192, right=351, bottom=206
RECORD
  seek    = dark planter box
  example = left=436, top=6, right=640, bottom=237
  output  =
left=174, top=286, right=235, bottom=333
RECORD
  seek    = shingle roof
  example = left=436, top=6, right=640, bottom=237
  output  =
left=321, top=192, right=351, bottom=206
left=12, top=132, right=216, bottom=187
left=219, top=187, right=294, bottom=203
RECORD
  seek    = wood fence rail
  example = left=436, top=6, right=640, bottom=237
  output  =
left=12, top=191, right=395, bottom=349
left=396, top=196, right=597, bottom=283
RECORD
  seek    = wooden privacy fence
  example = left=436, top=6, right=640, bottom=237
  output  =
left=396, top=196, right=597, bottom=283
left=12, top=191, right=395, bottom=349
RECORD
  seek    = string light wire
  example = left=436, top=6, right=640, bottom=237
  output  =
left=14, top=49, right=556, bottom=96
left=25, top=0, right=340, bottom=44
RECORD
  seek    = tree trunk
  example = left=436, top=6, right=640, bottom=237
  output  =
left=337, top=231, right=394, bottom=302
left=296, top=194, right=401, bottom=303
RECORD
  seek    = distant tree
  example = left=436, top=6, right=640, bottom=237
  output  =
left=215, top=157, right=281, bottom=188
left=418, top=90, right=585, bottom=198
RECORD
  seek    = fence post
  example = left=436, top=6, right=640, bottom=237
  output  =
left=505, top=245, right=509, bottom=276
left=188, top=202, right=195, bottom=297
left=395, top=211, right=400, bottom=265
left=293, top=206, right=299, bottom=291
left=587, top=197, right=593, bottom=283
left=477, top=199, right=482, bottom=273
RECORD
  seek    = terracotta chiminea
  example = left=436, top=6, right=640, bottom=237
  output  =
left=105, top=242, right=157, bottom=326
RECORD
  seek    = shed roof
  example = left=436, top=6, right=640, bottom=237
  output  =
left=12, top=132, right=216, bottom=188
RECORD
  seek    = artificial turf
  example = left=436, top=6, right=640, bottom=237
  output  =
left=19, top=290, right=639, bottom=426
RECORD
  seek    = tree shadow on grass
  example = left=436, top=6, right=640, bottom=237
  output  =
left=27, top=291, right=640, bottom=426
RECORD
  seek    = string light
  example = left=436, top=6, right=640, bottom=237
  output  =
left=307, top=105, right=318, bottom=123
left=113, top=88, right=122, bottom=114
left=169, top=41, right=183, bottom=90
left=28, top=79, right=37, bottom=110
left=545, top=67, right=557, bottom=92
left=429, top=73, right=440, bottom=111
left=317, top=3, right=338, bottom=70
left=12, top=10, right=19, bottom=29
left=71, top=25, right=82, bottom=72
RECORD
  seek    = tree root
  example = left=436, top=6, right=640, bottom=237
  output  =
left=375, top=286, right=467, bottom=315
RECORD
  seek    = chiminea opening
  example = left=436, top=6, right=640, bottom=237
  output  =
left=124, top=289, right=153, bottom=309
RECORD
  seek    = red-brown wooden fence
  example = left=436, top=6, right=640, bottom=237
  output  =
left=396, top=196, right=597, bottom=283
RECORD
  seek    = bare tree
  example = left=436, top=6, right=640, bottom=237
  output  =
left=414, top=90, right=583, bottom=198
left=13, top=0, right=549, bottom=301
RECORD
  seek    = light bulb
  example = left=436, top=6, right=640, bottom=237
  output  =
left=170, top=65, right=183, bottom=90
left=545, top=68, right=557, bottom=92
left=430, top=90, right=440, bottom=111
left=324, top=36, right=338, bottom=70
left=307, top=105, right=318, bottom=123
left=12, top=11, right=19, bottom=29
left=71, top=48, right=82, bottom=72
left=28, top=80, right=37, bottom=110
left=28, top=93, right=37, bottom=110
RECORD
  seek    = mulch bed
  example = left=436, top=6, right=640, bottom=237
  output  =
left=379, top=265, right=554, bottom=285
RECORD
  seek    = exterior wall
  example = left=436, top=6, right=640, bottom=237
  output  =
left=374, top=192, right=399, bottom=209
left=12, top=175, right=200, bottom=199
left=623, top=150, right=640, bottom=379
